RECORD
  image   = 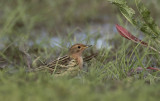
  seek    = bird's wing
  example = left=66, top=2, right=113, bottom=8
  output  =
left=45, top=55, right=78, bottom=74
left=46, top=55, right=73, bottom=68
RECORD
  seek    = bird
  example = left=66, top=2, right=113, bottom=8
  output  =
left=33, top=44, right=93, bottom=75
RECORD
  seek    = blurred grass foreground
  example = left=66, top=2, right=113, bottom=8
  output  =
left=0, top=0, right=160, bottom=101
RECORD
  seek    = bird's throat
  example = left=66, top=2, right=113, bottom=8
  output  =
left=70, top=54, right=83, bottom=69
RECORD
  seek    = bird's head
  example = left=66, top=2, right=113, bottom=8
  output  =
left=69, top=44, right=92, bottom=56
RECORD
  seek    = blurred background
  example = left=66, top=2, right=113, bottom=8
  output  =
left=0, top=0, right=160, bottom=68
left=0, top=0, right=160, bottom=100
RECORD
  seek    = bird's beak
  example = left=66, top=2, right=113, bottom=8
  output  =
left=85, top=45, right=92, bottom=48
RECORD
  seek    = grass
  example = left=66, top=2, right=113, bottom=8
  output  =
left=0, top=0, right=160, bottom=101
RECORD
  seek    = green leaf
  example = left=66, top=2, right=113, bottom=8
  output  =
left=109, top=0, right=160, bottom=39
left=135, top=0, right=160, bottom=38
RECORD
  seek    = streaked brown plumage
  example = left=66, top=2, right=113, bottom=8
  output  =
left=46, top=44, right=91, bottom=69
left=40, top=44, right=92, bottom=74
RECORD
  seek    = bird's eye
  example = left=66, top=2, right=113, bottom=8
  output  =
left=78, top=46, right=81, bottom=49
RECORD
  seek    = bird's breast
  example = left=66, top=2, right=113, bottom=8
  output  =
left=70, top=54, right=83, bottom=69
left=77, top=56, right=83, bottom=69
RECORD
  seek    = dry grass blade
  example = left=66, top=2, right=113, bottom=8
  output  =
left=19, top=44, right=32, bottom=69
left=83, top=53, right=98, bottom=62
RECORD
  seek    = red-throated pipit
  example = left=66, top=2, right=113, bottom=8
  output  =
left=34, top=44, right=93, bottom=75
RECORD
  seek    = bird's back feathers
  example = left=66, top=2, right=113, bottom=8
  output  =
left=46, top=55, right=77, bottom=68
